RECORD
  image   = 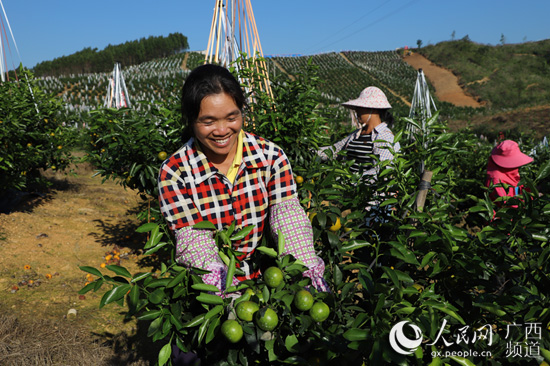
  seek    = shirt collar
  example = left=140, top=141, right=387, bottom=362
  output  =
left=241, top=132, right=269, bottom=170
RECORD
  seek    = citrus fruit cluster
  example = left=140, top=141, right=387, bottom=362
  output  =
left=220, top=266, right=331, bottom=344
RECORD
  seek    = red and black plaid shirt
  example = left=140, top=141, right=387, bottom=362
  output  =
left=158, top=131, right=296, bottom=259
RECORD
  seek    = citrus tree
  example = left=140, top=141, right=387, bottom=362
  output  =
left=0, top=67, right=73, bottom=194
left=80, top=57, right=550, bottom=365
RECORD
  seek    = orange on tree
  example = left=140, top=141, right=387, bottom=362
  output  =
left=308, top=212, right=317, bottom=223
left=295, top=175, right=304, bottom=184
left=221, top=319, right=243, bottom=343
left=263, top=266, right=284, bottom=288
left=236, top=300, right=260, bottom=322
left=309, top=301, right=330, bottom=322
left=158, top=151, right=168, bottom=160
left=329, top=217, right=341, bottom=232
left=294, top=289, right=314, bottom=311
left=255, top=307, right=278, bottom=331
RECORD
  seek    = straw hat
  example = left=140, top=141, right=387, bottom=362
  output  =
left=342, top=86, right=392, bottom=109
left=490, top=140, right=533, bottom=169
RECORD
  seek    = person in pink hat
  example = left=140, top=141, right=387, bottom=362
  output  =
left=317, top=86, right=400, bottom=182
left=485, top=139, right=533, bottom=207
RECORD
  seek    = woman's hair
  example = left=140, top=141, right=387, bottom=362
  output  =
left=181, top=64, right=246, bottom=141
left=380, top=109, right=394, bottom=126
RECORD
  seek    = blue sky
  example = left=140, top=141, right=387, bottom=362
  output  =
left=1, top=0, right=549, bottom=69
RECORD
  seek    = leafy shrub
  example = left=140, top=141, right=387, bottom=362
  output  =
left=81, top=57, right=550, bottom=365
left=0, top=68, right=73, bottom=193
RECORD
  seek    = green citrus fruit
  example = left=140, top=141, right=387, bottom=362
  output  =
left=221, top=319, right=243, bottom=343
left=309, top=301, right=330, bottom=322
left=236, top=300, right=260, bottom=322
left=158, top=151, right=168, bottom=160
left=255, top=307, right=278, bottom=331
left=263, top=267, right=283, bottom=288
left=293, top=289, right=314, bottom=311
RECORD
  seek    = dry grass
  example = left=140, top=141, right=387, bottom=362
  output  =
left=0, top=312, right=152, bottom=366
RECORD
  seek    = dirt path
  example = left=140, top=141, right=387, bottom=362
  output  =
left=403, top=53, right=482, bottom=107
left=0, top=159, right=151, bottom=337
left=181, top=52, right=190, bottom=70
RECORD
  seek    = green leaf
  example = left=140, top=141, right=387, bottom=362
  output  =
left=182, top=314, right=206, bottom=328
left=148, top=288, right=166, bottom=304
left=226, top=253, right=236, bottom=290
left=449, top=356, right=476, bottom=366
left=105, top=265, right=132, bottom=278
left=205, top=305, right=224, bottom=320
left=127, top=285, right=140, bottom=310
left=78, top=281, right=97, bottom=295
left=144, top=225, right=162, bottom=249
left=473, top=302, right=506, bottom=317
left=100, top=284, right=131, bottom=307
left=379, top=198, right=398, bottom=207
left=170, top=313, right=184, bottom=330
left=158, top=343, right=172, bottom=366
left=424, top=300, right=465, bottom=325
left=193, top=221, right=217, bottom=230
left=138, top=310, right=162, bottom=321
left=343, top=328, right=369, bottom=341
left=79, top=266, right=103, bottom=278
left=197, top=317, right=210, bottom=345
left=428, top=357, right=443, bottom=366
left=191, top=283, right=221, bottom=292
left=340, top=240, right=372, bottom=253
left=196, top=293, right=224, bottom=305
left=333, top=264, right=343, bottom=286
left=277, top=229, right=286, bottom=255
left=230, top=225, right=255, bottom=241
left=256, top=246, right=278, bottom=258
left=147, top=316, right=163, bottom=337
left=166, top=270, right=187, bottom=288
left=131, top=272, right=152, bottom=283
left=205, top=316, right=221, bottom=344
left=536, top=160, right=550, bottom=182
left=285, top=334, right=300, bottom=353
left=218, top=250, right=231, bottom=266
left=540, top=347, right=550, bottom=362
left=136, top=222, right=158, bottom=233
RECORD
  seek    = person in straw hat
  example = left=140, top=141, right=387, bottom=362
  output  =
left=317, top=86, right=400, bottom=182
left=485, top=139, right=533, bottom=207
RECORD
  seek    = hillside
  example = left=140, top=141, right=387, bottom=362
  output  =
left=33, top=38, right=550, bottom=139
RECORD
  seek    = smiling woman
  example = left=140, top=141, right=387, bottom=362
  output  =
left=158, top=64, right=329, bottom=295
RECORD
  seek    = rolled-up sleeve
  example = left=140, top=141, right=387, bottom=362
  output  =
left=269, top=198, right=330, bottom=292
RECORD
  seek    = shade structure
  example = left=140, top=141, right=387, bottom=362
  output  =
left=0, top=0, right=21, bottom=82
left=408, top=68, right=438, bottom=173
left=205, top=0, right=273, bottom=100
left=408, top=68, right=437, bottom=131
left=104, top=62, right=131, bottom=109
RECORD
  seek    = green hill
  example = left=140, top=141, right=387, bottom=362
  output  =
left=32, top=38, right=550, bottom=139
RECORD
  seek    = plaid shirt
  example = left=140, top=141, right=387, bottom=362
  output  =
left=158, top=132, right=328, bottom=291
left=317, top=122, right=400, bottom=179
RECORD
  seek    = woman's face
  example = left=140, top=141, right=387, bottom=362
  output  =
left=193, top=92, right=243, bottom=163
left=356, top=107, right=376, bottom=124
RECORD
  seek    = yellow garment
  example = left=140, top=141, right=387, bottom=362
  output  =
left=226, top=130, right=244, bottom=184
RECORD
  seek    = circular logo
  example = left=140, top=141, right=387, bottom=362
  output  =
left=389, top=320, right=423, bottom=355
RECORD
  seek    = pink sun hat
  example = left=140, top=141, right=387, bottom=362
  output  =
left=490, top=140, right=533, bottom=169
left=342, top=86, right=392, bottom=110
